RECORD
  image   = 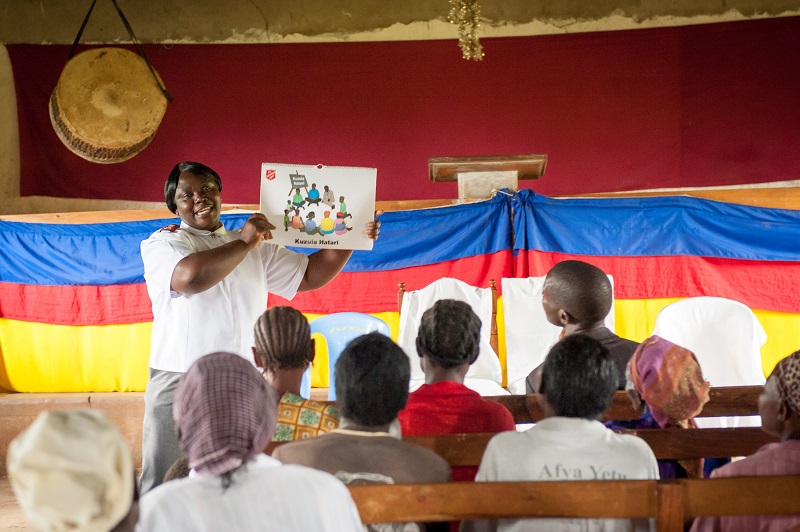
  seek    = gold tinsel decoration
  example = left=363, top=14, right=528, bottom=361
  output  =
left=448, top=0, right=484, bottom=61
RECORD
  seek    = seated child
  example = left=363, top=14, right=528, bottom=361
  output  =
left=273, top=332, right=451, bottom=531
left=464, top=334, right=659, bottom=532
left=291, top=187, right=306, bottom=209
left=526, top=260, right=638, bottom=393
left=306, top=183, right=322, bottom=205
left=398, top=299, right=515, bottom=481
left=253, top=306, right=340, bottom=441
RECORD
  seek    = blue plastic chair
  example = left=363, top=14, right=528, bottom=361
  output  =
left=309, top=312, right=391, bottom=400
left=299, top=367, right=311, bottom=400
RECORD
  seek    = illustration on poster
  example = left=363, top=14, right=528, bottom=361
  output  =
left=261, top=163, right=376, bottom=250
left=283, top=171, right=354, bottom=239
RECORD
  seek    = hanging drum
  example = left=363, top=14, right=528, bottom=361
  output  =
left=49, top=47, right=168, bottom=164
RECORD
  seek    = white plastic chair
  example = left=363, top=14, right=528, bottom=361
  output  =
left=651, top=296, right=767, bottom=428
left=501, top=275, right=616, bottom=394
left=397, top=278, right=507, bottom=396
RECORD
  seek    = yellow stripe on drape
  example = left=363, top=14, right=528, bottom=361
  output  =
left=0, top=318, right=150, bottom=393
left=752, top=309, right=800, bottom=375
left=613, top=298, right=683, bottom=344
left=1, top=302, right=796, bottom=392
left=498, top=297, right=795, bottom=385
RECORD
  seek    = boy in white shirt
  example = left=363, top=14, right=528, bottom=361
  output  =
left=464, top=334, right=659, bottom=532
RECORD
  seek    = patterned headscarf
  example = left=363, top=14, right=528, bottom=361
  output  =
left=628, top=335, right=711, bottom=429
left=174, top=352, right=278, bottom=477
left=771, top=350, right=800, bottom=413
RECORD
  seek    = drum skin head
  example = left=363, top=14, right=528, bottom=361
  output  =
left=50, top=47, right=168, bottom=164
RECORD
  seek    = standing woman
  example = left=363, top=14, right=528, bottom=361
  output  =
left=139, top=161, right=379, bottom=493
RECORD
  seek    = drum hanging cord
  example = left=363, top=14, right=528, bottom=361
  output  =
left=69, top=0, right=174, bottom=103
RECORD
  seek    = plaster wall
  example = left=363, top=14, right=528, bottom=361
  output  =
left=2, top=0, right=800, bottom=44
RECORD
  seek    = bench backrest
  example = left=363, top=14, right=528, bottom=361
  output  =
left=299, top=385, right=762, bottom=424
left=489, top=385, right=762, bottom=423
left=347, top=475, right=800, bottom=531
left=403, top=427, right=777, bottom=465
left=266, top=426, right=778, bottom=466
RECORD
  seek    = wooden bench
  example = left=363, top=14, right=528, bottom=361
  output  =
left=347, top=475, right=800, bottom=530
left=403, top=427, right=777, bottom=466
left=304, top=385, right=761, bottom=424
left=490, top=385, right=762, bottom=423
left=266, top=426, right=778, bottom=466
left=0, top=385, right=762, bottom=476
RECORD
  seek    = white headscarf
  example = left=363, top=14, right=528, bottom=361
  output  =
left=6, top=409, right=133, bottom=532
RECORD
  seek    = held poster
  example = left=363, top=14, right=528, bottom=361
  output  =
left=260, top=163, right=377, bottom=250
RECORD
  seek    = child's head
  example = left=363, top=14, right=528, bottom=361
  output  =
left=415, top=299, right=481, bottom=370
left=335, top=332, right=410, bottom=427
left=542, top=260, right=612, bottom=328
left=253, top=306, right=313, bottom=372
left=541, top=334, right=617, bottom=419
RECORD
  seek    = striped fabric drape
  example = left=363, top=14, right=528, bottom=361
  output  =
left=1, top=192, right=798, bottom=392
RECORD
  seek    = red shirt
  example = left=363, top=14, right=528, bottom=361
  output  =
left=399, top=381, right=516, bottom=481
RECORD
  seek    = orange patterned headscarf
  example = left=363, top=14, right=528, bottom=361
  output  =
left=628, top=336, right=711, bottom=429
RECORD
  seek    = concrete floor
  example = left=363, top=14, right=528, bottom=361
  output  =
left=0, top=477, right=32, bottom=531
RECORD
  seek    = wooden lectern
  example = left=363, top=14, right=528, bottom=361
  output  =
left=429, top=154, right=547, bottom=201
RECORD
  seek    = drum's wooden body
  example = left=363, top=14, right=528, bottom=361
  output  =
left=49, top=48, right=167, bottom=164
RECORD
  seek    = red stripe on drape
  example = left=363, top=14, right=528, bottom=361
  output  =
left=270, top=251, right=515, bottom=314
left=9, top=250, right=796, bottom=323
left=2, top=251, right=514, bottom=323
left=516, top=251, right=800, bottom=313
left=0, top=282, right=153, bottom=325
